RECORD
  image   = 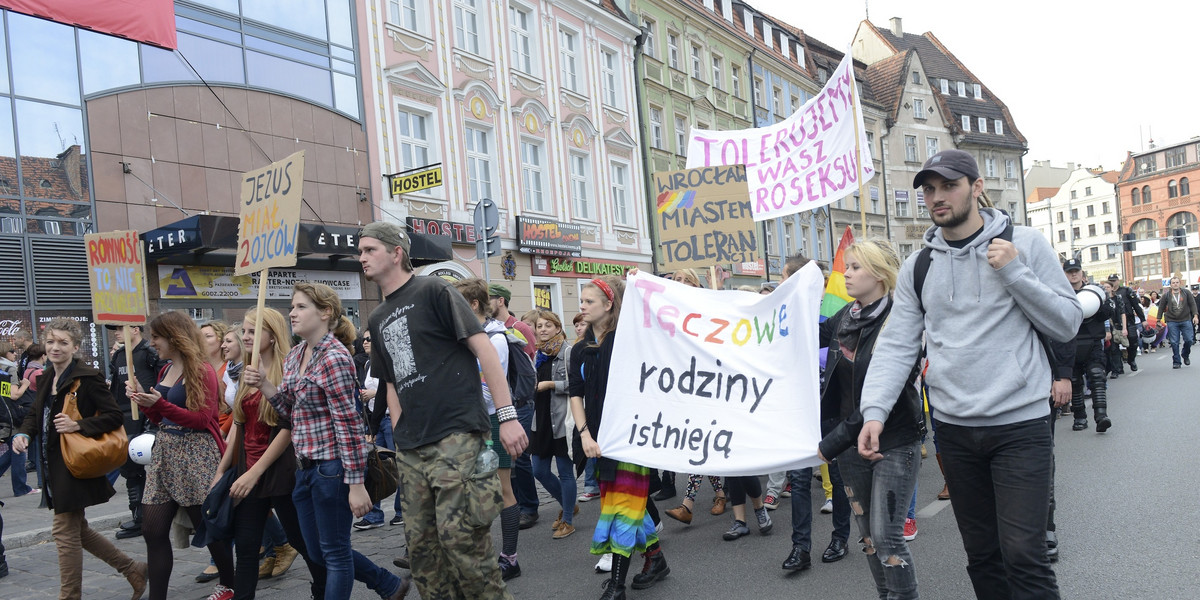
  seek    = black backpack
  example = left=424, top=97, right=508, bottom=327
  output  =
left=911, top=221, right=1056, bottom=364
left=488, top=330, right=537, bottom=408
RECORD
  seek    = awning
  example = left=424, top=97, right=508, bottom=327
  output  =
left=140, top=215, right=452, bottom=271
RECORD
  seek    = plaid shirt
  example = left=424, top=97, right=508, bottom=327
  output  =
left=268, top=332, right=367, bottom=485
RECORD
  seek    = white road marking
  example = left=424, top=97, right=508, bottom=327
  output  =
left=917, top=499, right=953, bottom=519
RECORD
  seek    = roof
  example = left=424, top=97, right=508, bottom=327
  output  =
left=797, top=31, right=880, bottom=106
left=0, top=145, right=89, bottom=206
left=1026, top=186, right=1058, bottom=205
left=866, top=22, right=1027, bottom=149
left=1099, top=171, right=1120, bottom=185
left=863, top=51, right=910, bottom=120
left=595, top=0, right=626, bottom=21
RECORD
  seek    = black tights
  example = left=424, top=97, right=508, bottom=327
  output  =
left=142, top=502, right=234, bottom=599
left=233, top=494, right=325, bottom=600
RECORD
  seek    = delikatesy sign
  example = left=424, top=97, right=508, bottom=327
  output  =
left=685, top=52, right=873, bottom=221
left=597, top=265, right=824, bottom=475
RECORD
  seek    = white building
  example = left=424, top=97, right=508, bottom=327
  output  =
left=1030, top=167, right=1121, bottom=279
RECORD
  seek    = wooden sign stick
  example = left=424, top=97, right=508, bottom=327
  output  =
left=124, top=325, right=140, bottom=420
left=250, top=268, right=269, bottom=371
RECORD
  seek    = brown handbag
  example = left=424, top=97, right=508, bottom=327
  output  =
left=59, top=380, right=129, bottom=479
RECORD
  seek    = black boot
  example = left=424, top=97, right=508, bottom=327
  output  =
left=1094, top=401, right=1111, bottom=433
left=652, top=471, right=676, bottom=501
left=116, top=505, right=142, bottom=540
left=630, top=548, right=669, bottom=590
left=600, top=555, right=629, bottom=600
left=1070, top=398, right=1088, bottom=431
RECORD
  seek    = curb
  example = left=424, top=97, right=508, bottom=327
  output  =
left=8, top=511, right=128, bottom=550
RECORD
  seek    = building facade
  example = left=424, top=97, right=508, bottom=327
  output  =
left=1116, top=139, right=1200, bottom=288
left=359, top=0, right=649, bottom=319
left=1028, top=167, right=1121, bottom=279
left=0, top=0, right=375, bottom=367
left=854, top=17, right=1028, bottom=258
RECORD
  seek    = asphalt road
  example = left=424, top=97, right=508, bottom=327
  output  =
left=3, top=346, right=1196, bottom=599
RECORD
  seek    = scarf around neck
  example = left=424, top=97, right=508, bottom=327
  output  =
left=537, top=332, right=565, bottom=368
left=838, top=295, right=890, bottom=360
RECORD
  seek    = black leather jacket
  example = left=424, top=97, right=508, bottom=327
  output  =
left=818, top=301, right=924, bottom=459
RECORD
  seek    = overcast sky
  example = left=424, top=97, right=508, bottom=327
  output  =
left=751, top=0, right=1200, bottom=172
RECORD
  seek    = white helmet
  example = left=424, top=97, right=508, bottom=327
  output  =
left=127, top=433, right=155, bottom=465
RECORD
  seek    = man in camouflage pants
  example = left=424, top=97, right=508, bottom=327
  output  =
left=359, top=222, right=526, bottom=599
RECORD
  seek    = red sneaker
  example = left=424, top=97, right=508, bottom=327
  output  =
left=903, top=518, right=918, bottom=541
left=763, top=494, right=779, bottom=510
left=780, top=483, right=792, bottom=498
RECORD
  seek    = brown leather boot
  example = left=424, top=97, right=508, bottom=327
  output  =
left=936, top=454, right=950, bottom=500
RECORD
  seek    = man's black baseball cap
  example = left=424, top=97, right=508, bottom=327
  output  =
left=1063, top=258, right=1083, bottom=272
left=914, top=149, right=981, bottom=188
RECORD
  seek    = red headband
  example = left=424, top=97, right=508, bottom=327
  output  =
left=590, top=278, right=615, bottom=302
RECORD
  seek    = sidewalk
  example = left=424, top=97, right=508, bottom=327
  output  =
left=3, top=477, right=131, bottom=550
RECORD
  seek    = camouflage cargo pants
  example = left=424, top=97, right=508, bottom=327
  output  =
left=397, top=432, right=510, bottom=600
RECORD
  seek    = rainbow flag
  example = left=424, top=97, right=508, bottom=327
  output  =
left=820, top=226, right=855, bottom=321
left=656, top=190, right=695, bottom=214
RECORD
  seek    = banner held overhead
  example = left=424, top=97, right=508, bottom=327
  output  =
left=653, top=166, right=758, bottom=271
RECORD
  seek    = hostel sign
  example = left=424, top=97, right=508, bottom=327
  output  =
left=597, top=267, right=824, bottom=475
left=517, top=217, right=582, bottom=257
left=388, top=164, right=443, bottom=196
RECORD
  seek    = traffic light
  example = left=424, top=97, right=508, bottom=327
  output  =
left=1173, top=227, right=1187, bottom=247
left=1122, top=232, right=1137, bottom=252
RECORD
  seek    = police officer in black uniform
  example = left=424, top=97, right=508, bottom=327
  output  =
left=107, top=324, right=161, bottom=539
left=1063, top=259, right=1113, bottom=432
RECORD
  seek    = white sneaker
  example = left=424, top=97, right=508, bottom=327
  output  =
left=595, top=553, right=613, bottom=573
left=820, top=499, right=833, bottom=514
left=655, top=520, right=664, bottom=534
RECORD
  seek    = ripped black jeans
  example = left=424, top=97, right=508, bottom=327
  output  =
left=838, top=440, right=920, bottom=600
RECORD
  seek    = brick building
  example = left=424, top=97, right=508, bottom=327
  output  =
left=1116, top=138, right=1200, bottom=288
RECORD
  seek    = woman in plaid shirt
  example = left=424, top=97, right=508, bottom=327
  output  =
left=244, top=283, right=410, bottom=600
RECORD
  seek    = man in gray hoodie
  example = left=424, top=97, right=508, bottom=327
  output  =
left=856, top=149, right=1081, bottom=599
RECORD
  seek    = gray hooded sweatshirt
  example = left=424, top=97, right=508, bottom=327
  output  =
left=859, top=208, right=1082, bottom=428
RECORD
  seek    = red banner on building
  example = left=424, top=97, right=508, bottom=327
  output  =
left=0, top=0, right=177, bottom=49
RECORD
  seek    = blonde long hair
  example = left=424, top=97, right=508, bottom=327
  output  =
left=846, top=239, right=901, bottom=296
left=233, top=307, right=291, bottom=427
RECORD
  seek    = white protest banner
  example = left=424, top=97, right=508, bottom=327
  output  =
left=685, top=52, right=873, bottom=221
left=596, top=265, right=825, bottom=476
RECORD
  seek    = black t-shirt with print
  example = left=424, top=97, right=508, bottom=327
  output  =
left=369, top=275, right=488, bottom=450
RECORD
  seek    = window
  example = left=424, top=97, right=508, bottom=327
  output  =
left=1142, top=185, right=1151, bottom=203
left=1071, top=190, right=1077, bottom=200
left=642, top=17, right=656, bottom=59
left=904, top=135, right=918, bottom=162
left=1135, top=155, right=1156, bottom=174
left=1084, top=186, right=1092, bottom=197
left=1169, top=180, right=1179, bottom=198
left=570, top=154, right=593, bottom=219
left=985, top=157, right=997, bottom=177
left=731, top=66, right=741, bottom=98
left=1102, top=201, right=1110, bottom=214
left=783, top=221, right=795, bottom=255
left=939, top=78, right=949, bottom=94
left=1133, top=254, right=1160, bottom=278
left=1182, top=177, right=1191, bottom=196
left=899, top=243, right=914, bottom=256
left=1058, top=230, right=1066, bottom=243
left=1104, top=221, right=1113, bottom=234
left=790, top=94, right=800, bottom=115
left=396, top=108, right=432, bottom=171
left=1090, top=247, right=1100, bottom=262
left=1072, top=227, right=1080, bottom=239
left=895, top=192, right=910, bottom=217
left=667, top=32, right=679, bottom=69
left=972, top=83, right=982, bottom=99
left=1086, top=205, right=1095, bottom=217
left=454, top=0, right=482, bottom=55
left=772, top=86, right=782, bottom=113
left=871, top=187, right=880, bottom=213
left=1005, top=159, right=1016, bottom=179
left=1057, top=212, right=1063, bottom=223
left=913, top=98, right=925, bottom=119
left=1130, top=218, right=1158, bottom=240
left=1131, top=187, right=1141, bottom=205
left=601, top=49, right=618, bottom=106
left=978, top=117, right=987, bottom=133
left=691, top=45, right=702, bottom=80
left=956, top=81, right=966, bottom=96
left=1168, top=211, right=1197, bottom=236
left=961, top=115, right=970, bottom=131
left=649, top=107, right=663, bottom=148
left=754, top=77, right=764, bottom=106
left=1088, top=224, right=1096, bottom=237
left=388, top=0, right=419, bottom=31
left=464, top=126, right=494, bottom=204
left=1166, top=146, right=1187, bottom=168
left=995, top=119, right=1004, bottom=136
left=510, top=6, right=534, bottom=74
left=675, top=115, right=688, bottom=155
left=1071, top=208, right=1078, bottom=219
left=611, top=161, right=630, bottom=226
left=1170, top=248, right=1199, bottom=275
left=817, top=68, right=828, bottom=84
left=911, top=70, right=921, bottom=84
left=520, top=140, right=545, bottom=212
left=712, top=55, right=723, bottom=89
left=560, top=29, right=579, bottom=92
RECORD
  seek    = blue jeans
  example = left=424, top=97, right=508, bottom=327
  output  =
left=511, top=403, right=538, bottom=516
left=293, top=458, right=403, bottom=599
left=937, top=418, right=1059, bottom=600
left=1167, top=320, right=1194, bottom=365
left=787, top=467, right=813, bottom=550
left=839, top=441, right=921, bottom=600
left=531, top=453, right=576, bottom=524
left=0, top=442, right=32, bottom=496
left=582, top=458, right=599, bottom=494
left=365, top=426, right=403, bottom=524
